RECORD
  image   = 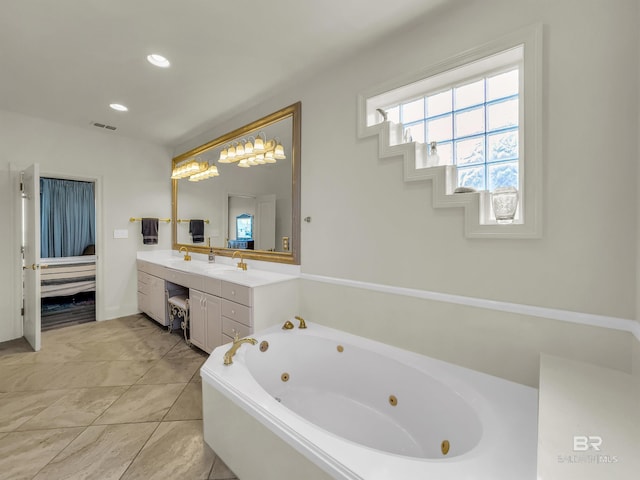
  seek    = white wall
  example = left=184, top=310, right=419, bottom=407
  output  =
left=0, top=110, right=172, bottom=342
left=176, top=0, right=639, bottom=384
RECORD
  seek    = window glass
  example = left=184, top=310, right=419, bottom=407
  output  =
left=458, top=165, right=485, bottom=190
left=487, top=70, right=518, bottom=101
left=454, top=79, right=484, bottom=109
left=455, top=107, right=485, bottom=137
left=404, top=122, right=425, bottom=143
left=455, top=136, right=485, bottom=165
left=426, top=115, right=452, bottom=143
left=380, top=66, right=520, bottom=192
left=402, top=98, right=425, bottom=123
left=427, top=90, right=452, bottom=117
left=487, top=98, right=518, bottom=131
left=488, top=161, right=519, bottom=190
left=488, top=130, right=518, bottom=162
left=436, top=141, right=453, bottom=166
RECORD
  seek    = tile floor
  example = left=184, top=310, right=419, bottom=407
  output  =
left=0, top=314, right=238, bottom=480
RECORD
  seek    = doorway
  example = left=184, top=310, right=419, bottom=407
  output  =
left=21, top=166, right=99, bottom=350
left=39, top=176, right=97, bottom=330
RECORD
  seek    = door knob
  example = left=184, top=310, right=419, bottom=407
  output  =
left=22, top=263, right=38, bottom=270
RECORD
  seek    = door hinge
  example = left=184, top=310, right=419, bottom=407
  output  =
left=21, top=299, right=24, bottom=317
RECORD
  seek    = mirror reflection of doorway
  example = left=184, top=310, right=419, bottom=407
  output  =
left=227, top=194, right=276, bottom=251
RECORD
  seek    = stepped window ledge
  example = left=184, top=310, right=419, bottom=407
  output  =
left=357, top=24, right=543, bottom=239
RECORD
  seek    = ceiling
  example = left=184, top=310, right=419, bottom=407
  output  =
left=0, top=0, right=451, bottom=148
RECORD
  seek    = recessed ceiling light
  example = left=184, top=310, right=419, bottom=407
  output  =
left=109, top=103, right=128, bottom=112
left=147, top=54, right=170, bottom=68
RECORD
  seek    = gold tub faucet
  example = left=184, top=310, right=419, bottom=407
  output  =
left=179, top=246, right=191, bottom=261
left=223, top=332, right=257, bottom=365
left=295, top=316, right=307, bottom=329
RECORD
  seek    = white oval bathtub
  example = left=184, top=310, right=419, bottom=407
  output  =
left=201, top=323, right=538, bottom=480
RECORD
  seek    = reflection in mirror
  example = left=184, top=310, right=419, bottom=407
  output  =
left=172, top=102, right=300, bottom=264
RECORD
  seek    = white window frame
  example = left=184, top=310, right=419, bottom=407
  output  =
left=357, top=24, right=543, bottom=239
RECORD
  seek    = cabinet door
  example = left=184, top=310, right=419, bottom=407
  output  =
left=150, top=276, right=167, bottom=325
left=189, top=289, right=206, bottom=351
left=204, top=293, right=222, bottom=353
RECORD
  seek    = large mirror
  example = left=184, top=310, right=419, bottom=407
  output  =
left=171, top=102, right=301, bottom=264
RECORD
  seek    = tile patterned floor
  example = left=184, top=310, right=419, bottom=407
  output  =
left=0, top=314, right=238, bottom=480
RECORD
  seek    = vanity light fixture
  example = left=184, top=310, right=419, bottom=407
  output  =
left=147, top=54, right=170, bottom=68
left=109, top=103, right=128, bottom=112
left=214, top=133, right=286, bottom=168
left=188, top=163, right=219, bottom=181
left=171, top=158, right=208, bottom=179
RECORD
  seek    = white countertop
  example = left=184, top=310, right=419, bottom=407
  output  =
left=136, top=250, right=299, bottom=288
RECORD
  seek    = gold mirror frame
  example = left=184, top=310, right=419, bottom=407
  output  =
left=171, top=102, right=301, bottom=264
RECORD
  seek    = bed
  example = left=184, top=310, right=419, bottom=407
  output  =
left=40, top=255, right=96, bottom=298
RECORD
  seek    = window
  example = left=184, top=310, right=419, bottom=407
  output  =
left=358, top=24, right=543, bottom=238
left=376, top=49, right=522, bottom=193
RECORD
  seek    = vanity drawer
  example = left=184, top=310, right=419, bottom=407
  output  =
left=221, top=281, right=252, bottom=306
left=222, top=317, right=251, bottom=339
left=164, top=269, right=204, bottom=291
left=137, top=260, right=165, bottom=278
left=202, top=277, right=221, bottom=296
left=137, top=270, right=152, bottom=287
left=137, top=281, right=150, bottom=296
left=221, top=299, right=252, bottom=326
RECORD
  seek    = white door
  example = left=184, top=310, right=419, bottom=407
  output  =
left=22, top=164, right=41, bottom=351
left=256, top=194, right=276, bottom=251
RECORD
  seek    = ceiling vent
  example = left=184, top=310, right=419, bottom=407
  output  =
left=91, top=121, right=117, bottom=131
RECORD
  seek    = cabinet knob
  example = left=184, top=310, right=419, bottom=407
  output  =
left=231, top=290, right=236, bottom=296
left=231, top=309, right=235, bottom=315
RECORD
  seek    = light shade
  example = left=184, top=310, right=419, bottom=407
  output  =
left=274, top=142, right=286, bottom=160
left=253, top=134, right=265, bottom=153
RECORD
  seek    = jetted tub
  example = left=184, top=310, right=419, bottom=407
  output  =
left=201, top=323, right=538, bottom=479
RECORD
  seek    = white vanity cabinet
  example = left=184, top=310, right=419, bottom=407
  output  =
left=137, top=254, right=300, bottom=353
left=137, top=260, right=186, bottom=327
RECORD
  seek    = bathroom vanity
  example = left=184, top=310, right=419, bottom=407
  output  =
left=136, top=251, right=299, bottom=353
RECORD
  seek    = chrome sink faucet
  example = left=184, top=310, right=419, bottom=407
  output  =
left=223, top=332, right=257, bottom=365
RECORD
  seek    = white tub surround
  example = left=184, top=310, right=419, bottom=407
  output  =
left=537, top=355, right=639, bottom=480
left=136, top=251, right=299, bottom=352
left=201, top=323, right=538, bottom=480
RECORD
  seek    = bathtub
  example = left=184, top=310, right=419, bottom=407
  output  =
left=201, top=323, right=538, bottom=479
